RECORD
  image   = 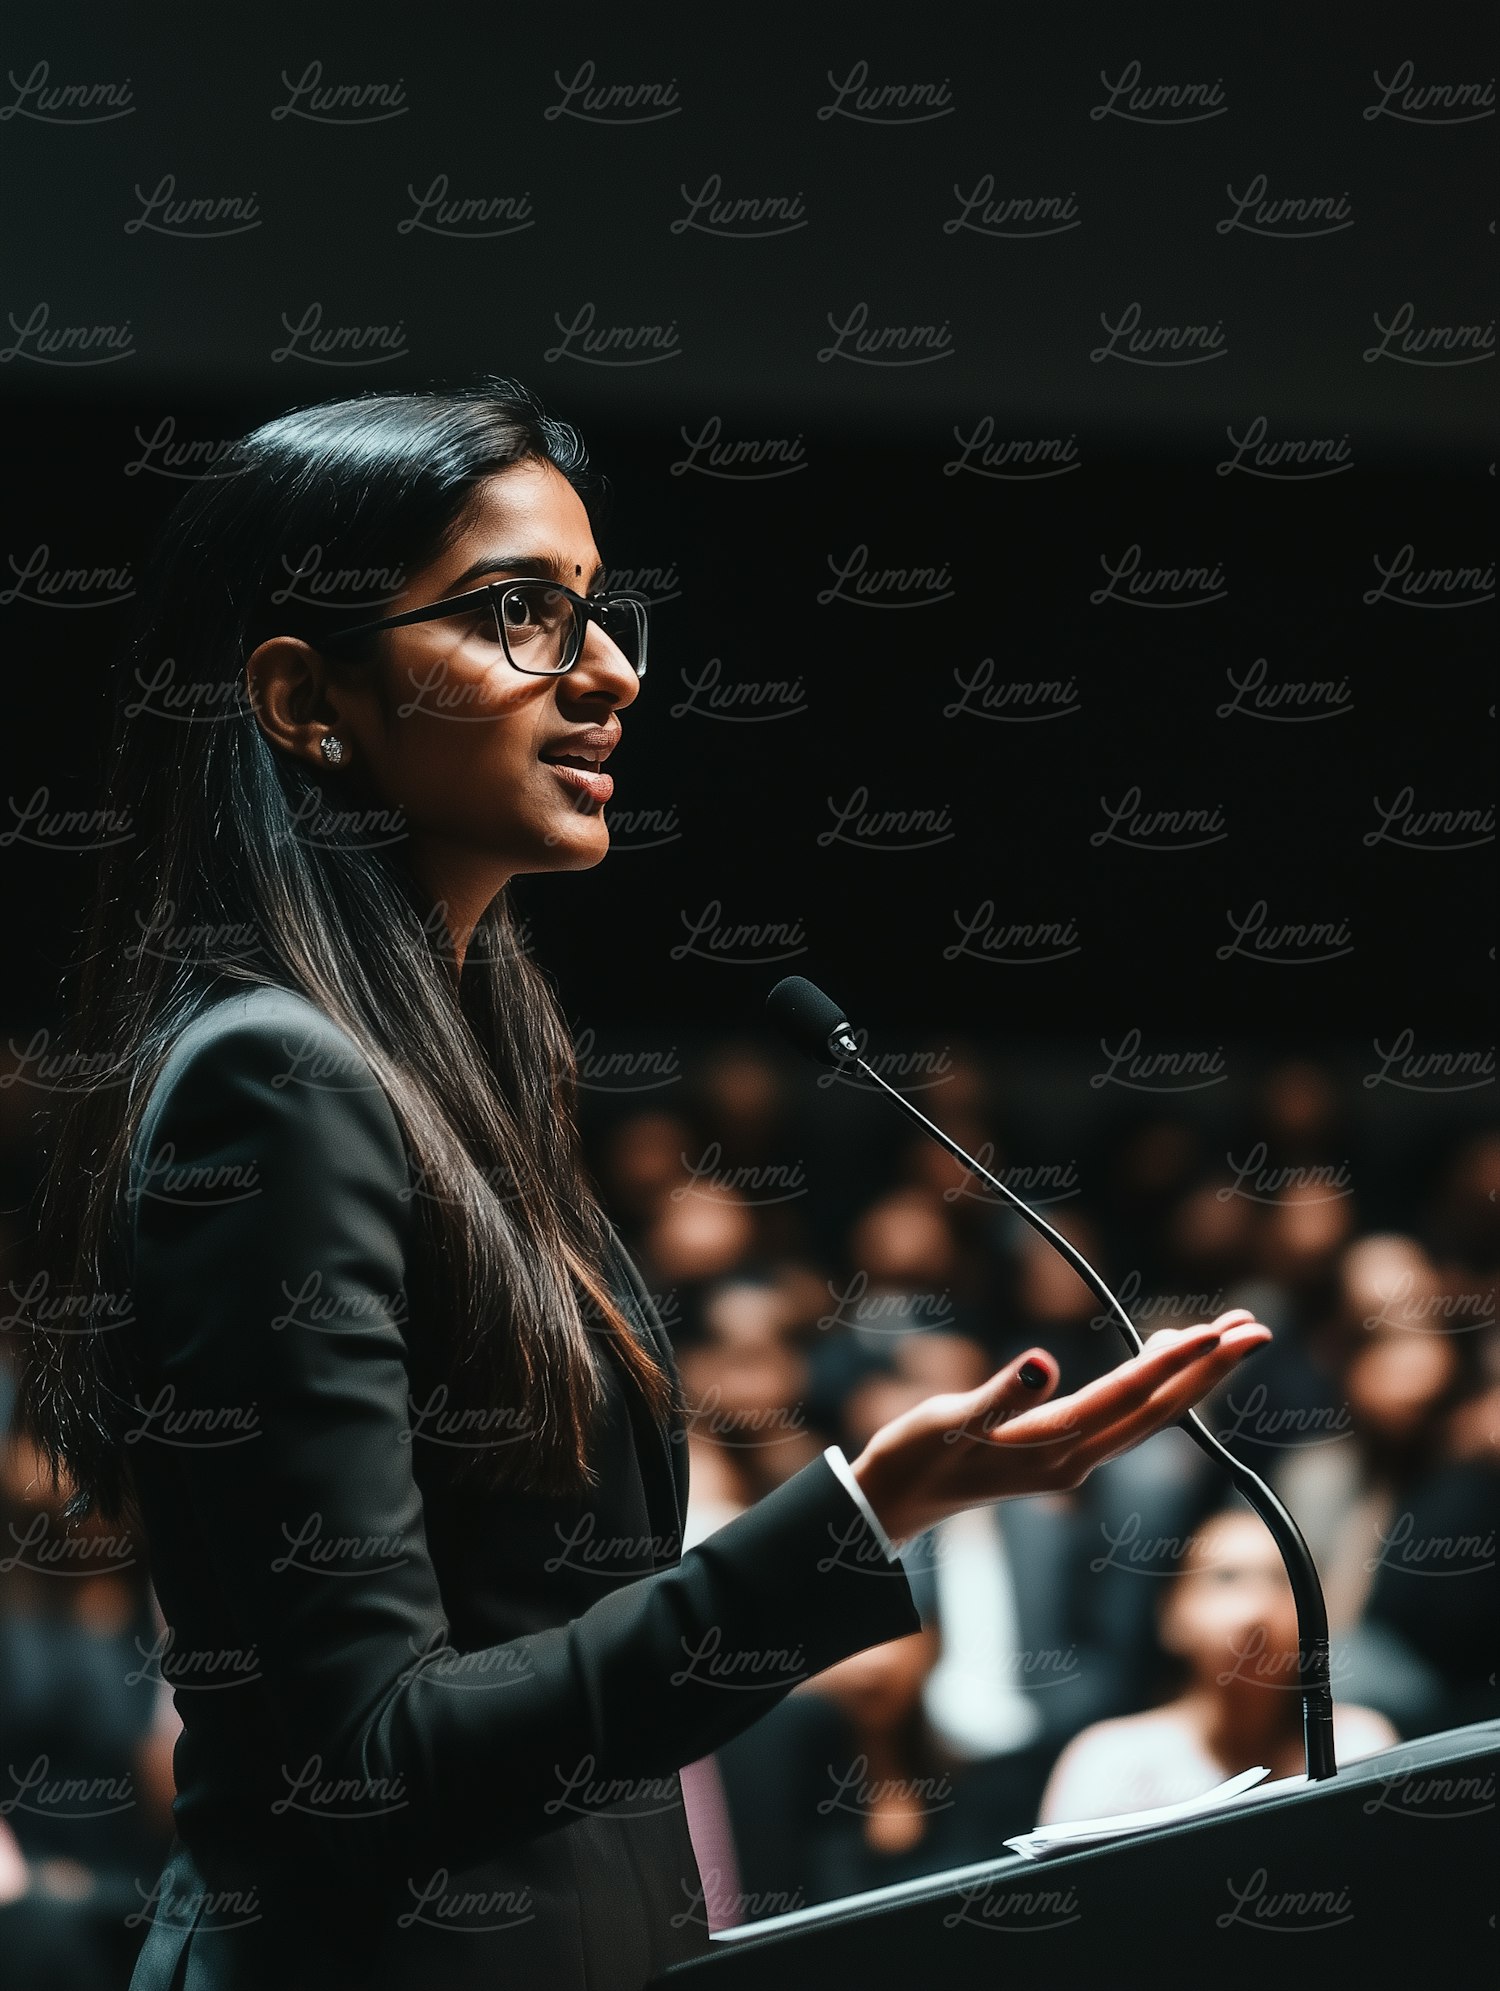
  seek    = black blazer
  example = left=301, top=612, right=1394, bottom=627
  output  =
left=120, top=984, right=920, bottom=1991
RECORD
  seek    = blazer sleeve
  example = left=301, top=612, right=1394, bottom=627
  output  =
left=126, top=1003, right=921, bottom=1882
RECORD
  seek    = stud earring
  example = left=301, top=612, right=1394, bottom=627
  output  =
left=319, top=734, right=345, bottom=765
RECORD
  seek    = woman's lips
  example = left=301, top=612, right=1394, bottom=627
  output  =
left=543, top=759, right=613, bottom=804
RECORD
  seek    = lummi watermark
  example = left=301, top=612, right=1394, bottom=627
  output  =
left=1362, top=1029, right=1495, bottom=1094
left=1363, top=302, right=1494, bottom=367
left=1213, top=175, right=1352, bottom=239
left=270, top=62, right=407, bottom=125
left=669, top=656, right=808, bottom=722
left=941, top=1880, right=1083, bottom=1934
left=396, top=175, right=534, bottom=239
left=1362, top=787, right=1494, bottom=853
left=815, top=59, right=954, bottom=125
left=1216, top=418, right=1352, bottom=480
left=0, top=303, right=133, bottom=366
left=669, top=418, right=806, bottom=479
left=817, top=787, right=956, bottom=852
left=123, top=175, right=261, bottom=240
left=817, top=303, right=954, bottom=366
left=1, top=544, right=133, bottom=609
left=271, top=305, right=409, bottom=368
left=1089, top=61, right=1226, bottom=125
left=670, top=901, right=808, bottom=966
left=543, top=60, right=681, bottom=125
left=544, top=302, right=681, bottom=367
left=944, top=657, right=1081, bottom=723
left=1089, top=1029, right=1227, bottom=1093
left=0, top=60, right=134, bottom=124
left=1362, top=61, right=1495, bottom=125
left=943, top=419, right=1080, bottom=481
left=1217, top=1143, right=1353, bottom=1207
left=1089, top=303, right=1226, bottom=366
left=817, top=544, right=953, bottom=609
left=1362, top=544, right=1493, bottom=609
left=942, top=177, right=1080, bottom=239
left=123, top=416, right=252, bottom=482
left=1214, top=1867, right=1353, bottom=1934
left=1089, top=786, right=1227, bottom=852
left=1216, top=657, right=1353, bottom=722
left=1090, top=544, right=1227, bottom=609
left=1215, top=902, right=1353, bottom=966
left=670, top=174, right=806, bottom=239
left=1359, top=1756, right=1496, bottom=1821
left=943, top=904, right=1082, bottom=967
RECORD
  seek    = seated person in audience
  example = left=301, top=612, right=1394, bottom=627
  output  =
left=1036, top=1508, right=1396, bottom=1824
left=1272, top=1251, right=1496, bottom=1732
left=677, top=1277, right=825, bottom=1544
left=716, top=1621, right=1009, bottom=1911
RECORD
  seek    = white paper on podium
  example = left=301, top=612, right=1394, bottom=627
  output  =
left=1003, top=1764, right=1311, bottom=1860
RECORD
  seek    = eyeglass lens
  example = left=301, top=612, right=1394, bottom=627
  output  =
left=488, top=582, right=646, bottom=677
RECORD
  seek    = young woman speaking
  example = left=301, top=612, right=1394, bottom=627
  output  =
left=18, top=380, right=1270, bottom=1991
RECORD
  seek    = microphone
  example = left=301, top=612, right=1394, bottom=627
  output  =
left=765, top=973, right=1338, bottom=1784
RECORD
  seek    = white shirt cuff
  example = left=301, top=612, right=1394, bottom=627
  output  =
left=823, top=1443, right=902, bottom=1562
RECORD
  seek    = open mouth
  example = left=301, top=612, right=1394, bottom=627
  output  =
left=538, top=751, right=613, bottom=805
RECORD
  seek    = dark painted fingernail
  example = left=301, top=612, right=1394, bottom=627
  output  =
left=1019, top=1360, right=1048, bottom=1388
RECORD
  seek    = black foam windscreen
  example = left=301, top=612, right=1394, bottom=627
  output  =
left=764, top=975, right=852, bottom=1068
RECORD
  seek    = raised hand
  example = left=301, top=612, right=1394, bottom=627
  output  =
left=849, top=1311, right=1273, bottom=1548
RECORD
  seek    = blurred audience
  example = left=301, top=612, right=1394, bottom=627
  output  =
left=2, top=1038, right=1494, bottom=1963
left=0, top=1430, right=176, bottom=1989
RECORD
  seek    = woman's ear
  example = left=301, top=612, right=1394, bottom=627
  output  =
left=245, top=634, right=342, bottom=765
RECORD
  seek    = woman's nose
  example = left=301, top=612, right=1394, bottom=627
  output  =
left=568, top=620, right=641, bottom=705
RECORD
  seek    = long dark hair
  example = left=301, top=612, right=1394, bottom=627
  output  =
left=14, top=378, right=675, bottom=1523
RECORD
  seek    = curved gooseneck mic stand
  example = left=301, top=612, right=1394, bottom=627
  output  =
left=766, top=974, right=1337, bottom=1783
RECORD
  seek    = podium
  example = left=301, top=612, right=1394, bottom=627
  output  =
left=649, top=1719, right=1498, bottom=1990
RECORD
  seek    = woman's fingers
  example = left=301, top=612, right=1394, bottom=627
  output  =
left=1140, top=1309, right=1257, bottom=1352
left=996, top=1320, right=1229, bottom=1450
left=988, top=1317, right=1270, bottom=1466
left=936, top=1317, right=1272, bottom=1512
left=1081, top=1322, right=1272, bottom=1467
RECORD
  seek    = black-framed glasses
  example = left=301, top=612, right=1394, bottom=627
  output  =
left=322, top=577, right=649, bottom=679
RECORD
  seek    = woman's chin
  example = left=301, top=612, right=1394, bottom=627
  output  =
left=537, top=815, right=610, bottom=866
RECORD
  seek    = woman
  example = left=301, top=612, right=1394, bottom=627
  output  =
left=1036, top=1506, right=1397, bottom=1825
left=15, top=380, right=1272, bottom=1990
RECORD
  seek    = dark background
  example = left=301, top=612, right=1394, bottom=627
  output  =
left=1, top=0, right=1493, bottom=1055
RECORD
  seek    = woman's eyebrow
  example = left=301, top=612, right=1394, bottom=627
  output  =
left=448, top=552, right=607, bottom=591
